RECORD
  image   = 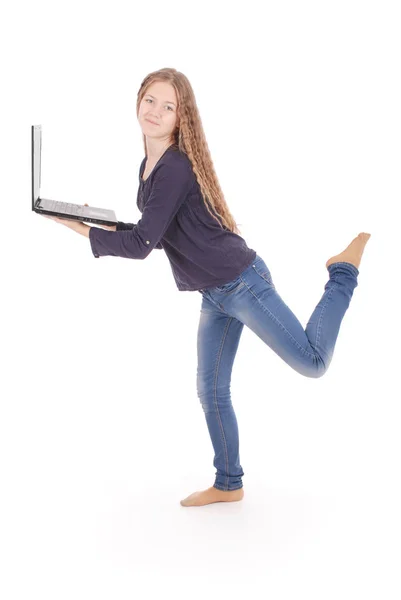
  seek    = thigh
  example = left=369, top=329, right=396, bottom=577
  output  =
left=209, top=255, right=317, bottom=374
left=197, top=292, right=245, bottom=400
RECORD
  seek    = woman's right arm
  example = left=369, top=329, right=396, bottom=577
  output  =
left=116, top=221, right=163, bottom=248
left=90, top=214, right=162, bottom=247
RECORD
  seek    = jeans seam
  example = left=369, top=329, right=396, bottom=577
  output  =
left=315, top=283, right=337, bottom=356
left=213, top=316, right=235, bottom=490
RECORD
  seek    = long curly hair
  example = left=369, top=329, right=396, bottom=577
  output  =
left=136, top=67, right=242, bottom=236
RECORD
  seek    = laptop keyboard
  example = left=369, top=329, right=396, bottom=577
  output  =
left=47, top=201, right=84, bottom=215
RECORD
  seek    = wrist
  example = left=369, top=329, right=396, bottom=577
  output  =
left=78, top=223, right=91, bottom=238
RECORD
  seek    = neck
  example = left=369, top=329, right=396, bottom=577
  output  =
left=145, top=139, right=174, bottom=161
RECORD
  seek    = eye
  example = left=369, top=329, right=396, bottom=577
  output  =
left=145, top=98, right=173, bottom=110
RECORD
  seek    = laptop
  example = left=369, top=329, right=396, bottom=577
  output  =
left=32, top=125, right=118, bottom=226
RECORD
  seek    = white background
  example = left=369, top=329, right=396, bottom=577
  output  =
left=1, top=0, right=400, bottom=598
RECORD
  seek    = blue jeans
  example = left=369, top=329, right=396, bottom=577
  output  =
left=196, top=254, right=359, bottom=491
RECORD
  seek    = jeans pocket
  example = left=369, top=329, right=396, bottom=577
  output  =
left=214, top=275, right=244, bottom=294
left=252, top=258, right=274, bottom=286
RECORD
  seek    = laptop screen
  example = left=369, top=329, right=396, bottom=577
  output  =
left=31, top=125, right=41, bottom=209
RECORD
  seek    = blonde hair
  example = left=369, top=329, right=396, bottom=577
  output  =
left=136, top=68, right=242, bottom=236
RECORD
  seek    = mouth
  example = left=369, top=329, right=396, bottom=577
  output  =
left=146, top=119, right=159, bottom=126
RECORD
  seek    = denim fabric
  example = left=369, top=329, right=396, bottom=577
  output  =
left=196, top=254, right=359, bottom=491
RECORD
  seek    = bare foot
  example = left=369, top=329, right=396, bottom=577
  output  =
left=180, top=486, right=244, bottom=507
left=326, top=232, right=371, bottom=270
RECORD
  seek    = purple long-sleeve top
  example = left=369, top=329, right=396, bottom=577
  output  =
left=89, top=144, right=256, bottom=291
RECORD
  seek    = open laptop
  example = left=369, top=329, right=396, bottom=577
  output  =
left=31, top=125, right=118, bottom=226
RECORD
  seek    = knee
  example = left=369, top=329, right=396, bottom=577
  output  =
left=197, top=392, right=214, bottom=414
left=304, top=353, right=332, bottom=378
left=197, top=382, right=211, bottom=412
left=309, top=369, right=326, bottom=379
left=301, top=362, right=328, bottom=378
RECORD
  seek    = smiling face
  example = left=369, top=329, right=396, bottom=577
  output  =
left=138, top=81, right=179, bottom=143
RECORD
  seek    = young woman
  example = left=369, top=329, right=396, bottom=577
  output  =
left=42, top=68, right=371, bottom=508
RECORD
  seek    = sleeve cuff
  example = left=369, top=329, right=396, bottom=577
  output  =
left=116, top=221, right=135, bottom=231
left=89, top=227, right=100, bottom=258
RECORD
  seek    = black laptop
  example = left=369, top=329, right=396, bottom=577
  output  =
left=31, top=125, right=118, bottom=226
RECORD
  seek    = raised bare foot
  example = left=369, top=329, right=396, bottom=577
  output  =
left=180, top=486, right=244, bottom=507
left=326, top=232, right=371, bottom=270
